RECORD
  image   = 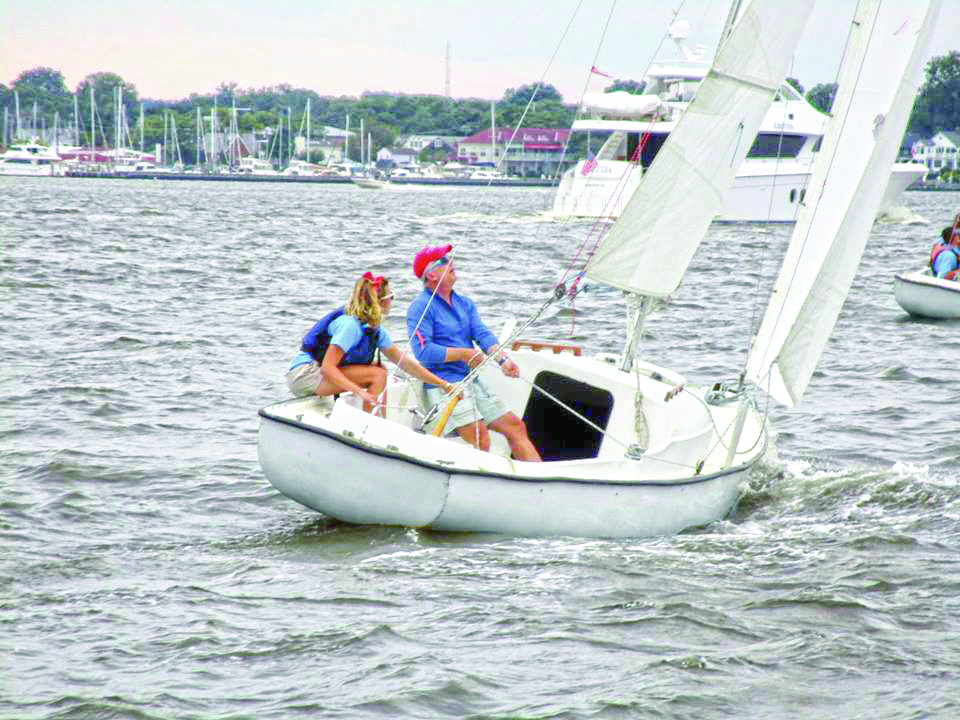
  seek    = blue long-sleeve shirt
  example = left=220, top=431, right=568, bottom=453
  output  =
left=406, top=289, right=499, bottom=385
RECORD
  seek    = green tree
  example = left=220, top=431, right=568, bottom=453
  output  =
left=9, top=68, right=72, bottom=137
left=786, top=77, right=804, bottom=95
left=909, top=51, right=960, bottom=137
left=74, top=72, right=140, bottom=147
left=806, top=83, right=837, bottom=114
left=604, top=79, right=646, bottom=94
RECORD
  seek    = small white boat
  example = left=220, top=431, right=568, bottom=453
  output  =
left=894, top=268, right=960, bottom=319
left=258, top=0, right=940, bottom=538
left=259, top=352, right=766, bottom=538
left=351, top=176, right=392, bottom=189
left=237, top=156, right=277, bottom=175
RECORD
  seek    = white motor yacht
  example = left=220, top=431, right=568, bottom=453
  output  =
left=552, top=20, right=925, bottom=223
left=0, top=140, right=65, bottom=177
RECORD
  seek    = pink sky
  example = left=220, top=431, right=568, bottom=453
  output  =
left=2, top=0, right=956, bottom=102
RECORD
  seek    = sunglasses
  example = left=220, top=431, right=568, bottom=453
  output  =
left=425, top=256, right=453, bottom=274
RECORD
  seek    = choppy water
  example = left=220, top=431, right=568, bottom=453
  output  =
left=2, top=177, right=958, bottom=719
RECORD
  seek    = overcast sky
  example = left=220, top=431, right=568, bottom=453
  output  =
left=2, top=0, right=957, bottom=103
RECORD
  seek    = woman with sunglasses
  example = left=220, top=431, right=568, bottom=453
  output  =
left=287, top=271, right=457, bottom=413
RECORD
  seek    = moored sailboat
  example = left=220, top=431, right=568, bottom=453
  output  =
left=258, top=0, right=941, bottom=537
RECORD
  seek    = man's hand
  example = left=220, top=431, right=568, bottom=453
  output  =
left=466, top=350, right=486, bottom=369
left=499, top=357, right=520, bottom=378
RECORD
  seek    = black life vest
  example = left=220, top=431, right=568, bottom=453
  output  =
left=300, top=307, right=380, bottom=366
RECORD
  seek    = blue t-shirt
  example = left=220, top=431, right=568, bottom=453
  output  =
left=288, top=314, right=392, bottom=371
left=406, top=289, right=498, bottom=384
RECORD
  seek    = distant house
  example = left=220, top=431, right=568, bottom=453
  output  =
left=911, top=130, right=960, bottom=176
left=456, top=128, right=571, bottom=177
left=398, top=134, right=460, bottom=153
left=375, top=146, right=419, bottom=169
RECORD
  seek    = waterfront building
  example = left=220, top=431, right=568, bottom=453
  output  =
left=456, top=128, right=571, bottom=177
left=911, top=131, right=960, bottom=177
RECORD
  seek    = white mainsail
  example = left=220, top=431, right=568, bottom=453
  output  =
left=745, top=0, right=942, bottom=408
left=584, top=0, right=815, bottom=298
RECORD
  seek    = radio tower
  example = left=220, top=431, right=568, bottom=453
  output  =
left=445, top=41, right=451, bottom=97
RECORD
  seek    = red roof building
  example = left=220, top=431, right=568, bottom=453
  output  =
left=457, top=127, right=572, bottom=177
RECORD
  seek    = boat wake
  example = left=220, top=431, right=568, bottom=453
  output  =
left=876, top=205, right=928, bottom=225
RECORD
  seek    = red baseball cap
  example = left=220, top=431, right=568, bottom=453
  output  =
left=413, top=244, right=453, bottom=278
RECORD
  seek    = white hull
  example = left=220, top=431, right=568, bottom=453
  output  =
left=552, top=161, right=924, bottom=223
left=258, top=350, right=767, bottom=538
left=0, top=162, right=64, bottom=177
left=352, top=177, right=391, bottom=189
left=894, top=268, right=960, bottom=319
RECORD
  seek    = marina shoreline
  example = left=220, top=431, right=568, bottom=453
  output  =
left=62, top=170, right=557, bottom=187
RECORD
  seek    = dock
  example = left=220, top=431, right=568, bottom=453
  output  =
left=63, top=170, right=557, bottom=188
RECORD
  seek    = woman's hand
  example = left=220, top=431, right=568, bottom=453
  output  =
left=358, top=389, right=381, bottom=407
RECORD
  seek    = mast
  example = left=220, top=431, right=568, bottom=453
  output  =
left=490, top=100, right=495, bottom=169
left=14, top=90, right=21, bottom=140
left=345, top=113, right=349, bottom=162
left=116, top=86, right=122, bottom=167
left=306, top=98, right=311, bottom=163
left=210, top=103, right=216, bottom=169
left=90, top=86, right=95, bottom=164
left=73, top=94, right=79, bottom=147
left=2, top=107, right=7, bottom=146
left=196, top=106, right=202, bottom=168
left=360, top=117, right=365, bottom=170
left=139, top=102, right=144, bottom=154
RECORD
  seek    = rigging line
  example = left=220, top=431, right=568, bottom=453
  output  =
left=559, top=1, right=690, bottom=283
left=543, top=0, right=617, bottom=190
left=748, top=2, right=879, bottom=376
left=371, top=248, right=462, bottom=410
left=742, top=70, right=802, bottom=376
left=496, top=0, right=586, bottom=183
left=514, top=374, right=700, bottom=470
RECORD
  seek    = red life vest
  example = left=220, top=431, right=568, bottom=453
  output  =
left=930, top=243, right=960, bottom=280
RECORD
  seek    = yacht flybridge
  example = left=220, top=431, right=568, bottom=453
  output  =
left=552, top=20, right=925, bottom=222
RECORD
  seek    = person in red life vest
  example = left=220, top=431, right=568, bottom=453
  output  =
left=930, top=215, right=960, bottom=280
left=286, top=272, right=456, bottom=413
left=406, top=244, right=542, bottom=461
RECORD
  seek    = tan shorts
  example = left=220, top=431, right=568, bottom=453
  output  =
left=286, top=362, right=325, bottom=397
left=423, top=378, right=507, bottom=436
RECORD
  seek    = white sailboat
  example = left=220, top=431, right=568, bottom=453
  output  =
left=894, top=270, right=960, bottom=319
left=257, top=0, right=940, bottom=538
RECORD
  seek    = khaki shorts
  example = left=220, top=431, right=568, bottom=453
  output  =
left=423, top=377, right=507, bottom=436
left=286, top=361, right=325, bottom=397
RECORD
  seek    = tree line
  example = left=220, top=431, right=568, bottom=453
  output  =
left=2, top=51, right=958, bottom=164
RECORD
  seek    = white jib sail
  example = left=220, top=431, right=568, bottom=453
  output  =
left=584, top=0, right=815, bottom=298
left=744, top=0, right=942, bottom=408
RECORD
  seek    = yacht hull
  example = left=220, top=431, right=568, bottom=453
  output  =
left=552, top=161, right=923, bottom=223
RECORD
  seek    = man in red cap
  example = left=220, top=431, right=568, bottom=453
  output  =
left=406, top=245, right=541, bottom=461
